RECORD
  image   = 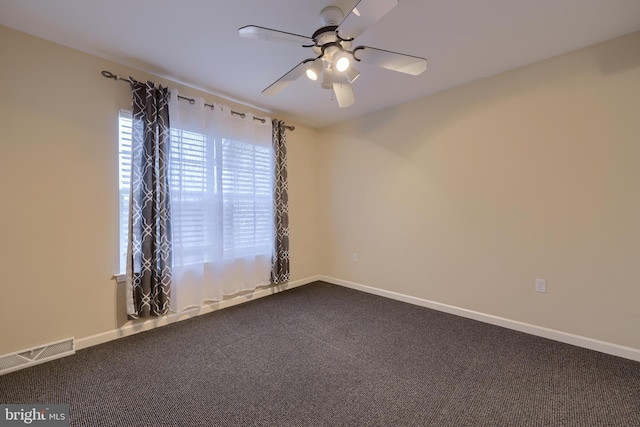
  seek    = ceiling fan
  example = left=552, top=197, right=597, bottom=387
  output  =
left=238, top=0, right=427, bottom=108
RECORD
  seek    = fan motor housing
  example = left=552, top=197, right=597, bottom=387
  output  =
left=312, top=25, right=353, bottom=57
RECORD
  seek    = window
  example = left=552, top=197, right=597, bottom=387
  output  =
left=118, top=111, right=132, bottom=273
left=118, top=110, right=273, bottom=274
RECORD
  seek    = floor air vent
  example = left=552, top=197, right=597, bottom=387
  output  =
left=0, top=337, right=75, bottom=376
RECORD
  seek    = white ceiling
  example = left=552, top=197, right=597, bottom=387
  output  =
left=2, top=0, right=640, bottom=128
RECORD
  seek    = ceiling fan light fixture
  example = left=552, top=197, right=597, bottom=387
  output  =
left=239, top=1, right=427, bottom=107
left=305, top=58, right=323, bottom=81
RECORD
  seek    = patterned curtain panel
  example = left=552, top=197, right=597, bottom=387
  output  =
left=126, top=80, right=173, bottom=319
left=271, top=120, right=290, bottom=284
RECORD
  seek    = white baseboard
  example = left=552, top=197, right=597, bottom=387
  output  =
left=75, top=276, right=320, bottom=351
left=76, top=274, right=640, bottom=363
left=319, top=276, right=640, bottom=363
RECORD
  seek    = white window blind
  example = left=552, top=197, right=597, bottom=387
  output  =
left=118, top=110, right=273, bottom=274
left=221, top=139, right=273, bottom=257
left=169, top=127, right=215, bottom=266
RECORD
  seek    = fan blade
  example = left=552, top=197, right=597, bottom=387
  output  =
left=332, top=78, right=355, bottom=108
left=238, top=25, right=313, bottom=46
left=336, top=0, right=398, bottom=40
left=353, top=46, right=427, bottom=75
left=262, top=59, right=314, bottom=97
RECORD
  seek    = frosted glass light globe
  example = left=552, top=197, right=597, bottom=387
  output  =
left=336, top=56, right=350, bottom=72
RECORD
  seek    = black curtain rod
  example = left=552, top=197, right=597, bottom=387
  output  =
left=101, top=70, right=294, bottom=131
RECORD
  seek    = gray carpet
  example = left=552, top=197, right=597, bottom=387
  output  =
left=1, top=281, right=639, bottom=426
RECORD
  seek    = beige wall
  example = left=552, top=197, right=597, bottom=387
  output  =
left=0, top=26, right=320, bottom=355
left=318, top=31, right=640, bottom=350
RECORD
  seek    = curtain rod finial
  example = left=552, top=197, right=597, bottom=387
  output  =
left=101, top=70, right=118, bottom=80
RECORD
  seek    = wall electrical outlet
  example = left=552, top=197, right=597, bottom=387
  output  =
left=535, top=278, right=547, bottom=293
left=352, top=253, right=358, bottom=262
